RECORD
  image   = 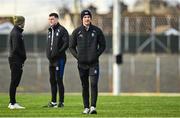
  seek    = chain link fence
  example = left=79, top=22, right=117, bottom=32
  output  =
left=120, top=16, right=180, bottom=53
left=0, top=16, right=180, bottom=93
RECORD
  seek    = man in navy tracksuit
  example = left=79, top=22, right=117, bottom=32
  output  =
left=46, top=13, right=69, bottom=108
left=69, top=10, right=106, bottom=114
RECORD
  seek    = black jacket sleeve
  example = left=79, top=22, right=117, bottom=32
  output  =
left=97, top=29, right=106, bottom=56
left=58, top=29, right=69, bottom=54
left=69, top=29, right=78, bottom=59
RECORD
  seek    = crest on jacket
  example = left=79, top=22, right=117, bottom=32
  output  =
left=91, top=33, right=95, bottom=37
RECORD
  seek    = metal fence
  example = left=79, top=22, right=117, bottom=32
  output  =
left=0, top=16, right=180, bottom=53
left=0, top=53, right=180, bottom=93
left=120, top=16, right=180, bottom=53
left=0, top=16, right=180, bottom=93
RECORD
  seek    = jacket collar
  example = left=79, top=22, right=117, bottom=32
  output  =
left=80, top=23, right=92, bottom=31
left=48, top=22, right=60, bottom=31
left=14, top=25, right=24, bottom=33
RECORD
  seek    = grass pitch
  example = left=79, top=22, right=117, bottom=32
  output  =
left=0, top=93, right=180, bottom=117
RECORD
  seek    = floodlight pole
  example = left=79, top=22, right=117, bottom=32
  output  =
left=113, top=0, right=122, bottom=95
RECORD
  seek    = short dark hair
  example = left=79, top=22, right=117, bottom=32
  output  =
left=49, top=13, right=59, bottom=18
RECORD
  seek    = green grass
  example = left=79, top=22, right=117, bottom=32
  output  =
left=0, top=93, right=180, bottom=117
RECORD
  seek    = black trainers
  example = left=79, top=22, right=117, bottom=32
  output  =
left=89, top=106, right=97, bottom=114
left=58, top=102, right=64, bottom=108
left=43, top=102, right=57, bottom=108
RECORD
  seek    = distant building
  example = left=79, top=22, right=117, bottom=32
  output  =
left=130, top=0, right=180, bottom=15
left=54, top=0, right=180, bottom=35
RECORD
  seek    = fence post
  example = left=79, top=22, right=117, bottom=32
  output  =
left=156, top=56, right=160, bottom=93
left=6, top=34, right=10, bottom=53
left=130, top=56, right=135, bottom=76
left=124, top=17, right=129, bottom=52
left=179, top=57, right=180, bottom=79
left=167, top=16, right=171, bottom=52
left=33, top=33, right=38, bottom=57
left=37, top=57, right=42, bottom=79
left=151, top=16, right=156, bottom=53
left=108, top=55, right=113, bottom=92
left=179, top=16, right=180, bottom=53
left=136, top=17, right=140, bottom=52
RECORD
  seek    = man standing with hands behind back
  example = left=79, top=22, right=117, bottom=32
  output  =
left=69, top=10, right=106, bottom=114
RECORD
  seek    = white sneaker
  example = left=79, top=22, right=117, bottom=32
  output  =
left=8, top=103, right=15, bottom=109
left=82, top=108, right=89, bottom=114
left=8, top=103, right=25, bottom=109
left=14, top=103, right=25, bottom=109
left=89, top=106, right=97, bottom=114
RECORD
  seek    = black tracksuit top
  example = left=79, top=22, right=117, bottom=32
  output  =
left=46, top=23, right=69, bottom=63
left=9, top=25, right=26, bottom=64
left=69, top=24, right=106, bottom=65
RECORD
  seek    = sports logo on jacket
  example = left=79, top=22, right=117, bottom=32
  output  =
left=92, top=30, right=96, bottom=38
left=56, top=29, right=60, bottom=36
left=79, top=34, right=83, bottom=38
left=91, top=33, right=95, bottom=37
left=94, top=69, right=97, bottom=74
left=56, top=32, right=59, bottom=36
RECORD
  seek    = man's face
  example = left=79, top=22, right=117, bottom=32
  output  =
left=82, top=15, right=91, bottom=26
left=19, top=22, right=25, bottom=28
left=48, top=16, right=58, bottom=26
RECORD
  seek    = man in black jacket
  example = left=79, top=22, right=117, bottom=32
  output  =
left=69, top=10, right=106, bottom=114
left=8, top=16, right=26, bottom=109
left=45, top=13, right=69, bottom=108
